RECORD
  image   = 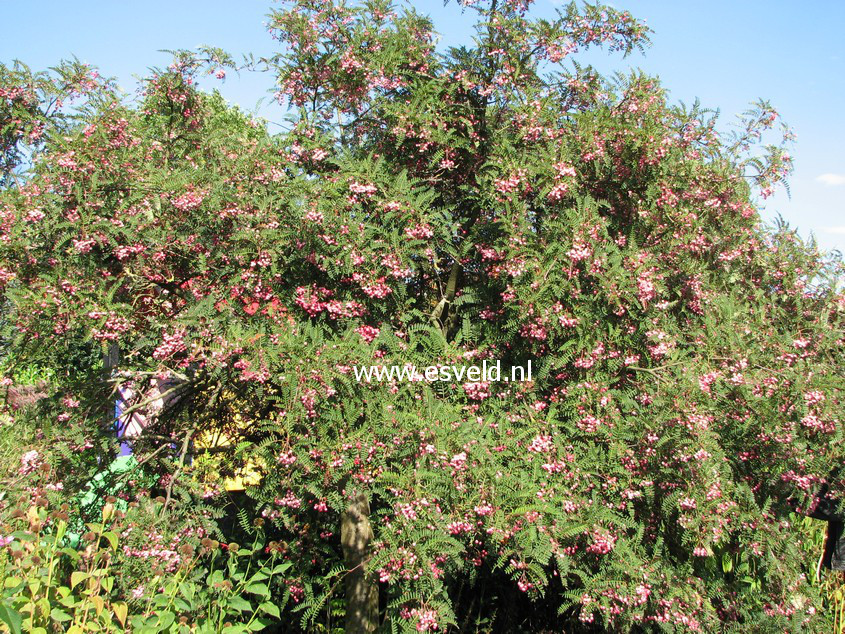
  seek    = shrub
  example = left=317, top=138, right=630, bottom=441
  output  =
left=2, top=0, right=844, bottom=631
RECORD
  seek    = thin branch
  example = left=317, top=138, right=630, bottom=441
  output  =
left=115, top=381, right=191, bottom=420
left=163, top=425, right=197, bottom=512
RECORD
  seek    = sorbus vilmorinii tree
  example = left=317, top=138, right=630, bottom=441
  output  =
left=2, top=0, right=844, bottom=631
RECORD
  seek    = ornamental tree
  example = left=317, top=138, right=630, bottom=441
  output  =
left=2, top=1, right=844, bottom=632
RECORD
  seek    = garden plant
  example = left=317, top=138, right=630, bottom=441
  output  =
left=1, top=0, right=844, bottom=631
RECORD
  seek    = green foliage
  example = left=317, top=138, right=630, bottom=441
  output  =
left=1, top=0, right=843, bottom=631
left=0, top=496, right=287, bottom=633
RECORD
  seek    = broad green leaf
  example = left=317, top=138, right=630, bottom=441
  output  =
left=70, top=571, right=88, bottom=589
left=50, top=607, right=73, bottom=623
left=102, top=531, right=119, bottom=551
left=259, top=602, right=280, bottom=619
left=244, top=582, right=269, bottom=597
left=156, top=610, right=176, bottom=629
left=113, top=601, right=128, bottom=627
left=0, top=604, right=23, bottom=634
left=226, top=595, right=252, bottom=612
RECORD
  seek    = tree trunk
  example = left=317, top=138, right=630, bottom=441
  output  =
left=341, top=492, right=378, bottom=633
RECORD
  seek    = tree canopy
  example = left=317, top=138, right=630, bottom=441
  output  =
left=1, top=1, right=844, bottom=631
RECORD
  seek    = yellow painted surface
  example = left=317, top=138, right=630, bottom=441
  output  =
left=192, top=412, right=262, bottom=492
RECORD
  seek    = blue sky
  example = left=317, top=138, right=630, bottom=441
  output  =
left=3, top=1, right=843, bottom=258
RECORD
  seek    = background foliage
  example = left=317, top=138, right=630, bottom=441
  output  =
left=1, top=0, right=844, bottom=631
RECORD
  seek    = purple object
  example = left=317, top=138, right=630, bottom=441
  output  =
left=114, top=396, right=132, bottom=456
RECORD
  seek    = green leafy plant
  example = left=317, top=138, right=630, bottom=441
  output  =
left=0, top=503, right=128, bottom=633
left=128, top=538, right=289, bottom=633
left=2, top=0, right=843, bottom=631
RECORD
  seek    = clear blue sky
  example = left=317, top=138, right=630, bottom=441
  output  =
left=3, top=1, right=843, bottom=258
